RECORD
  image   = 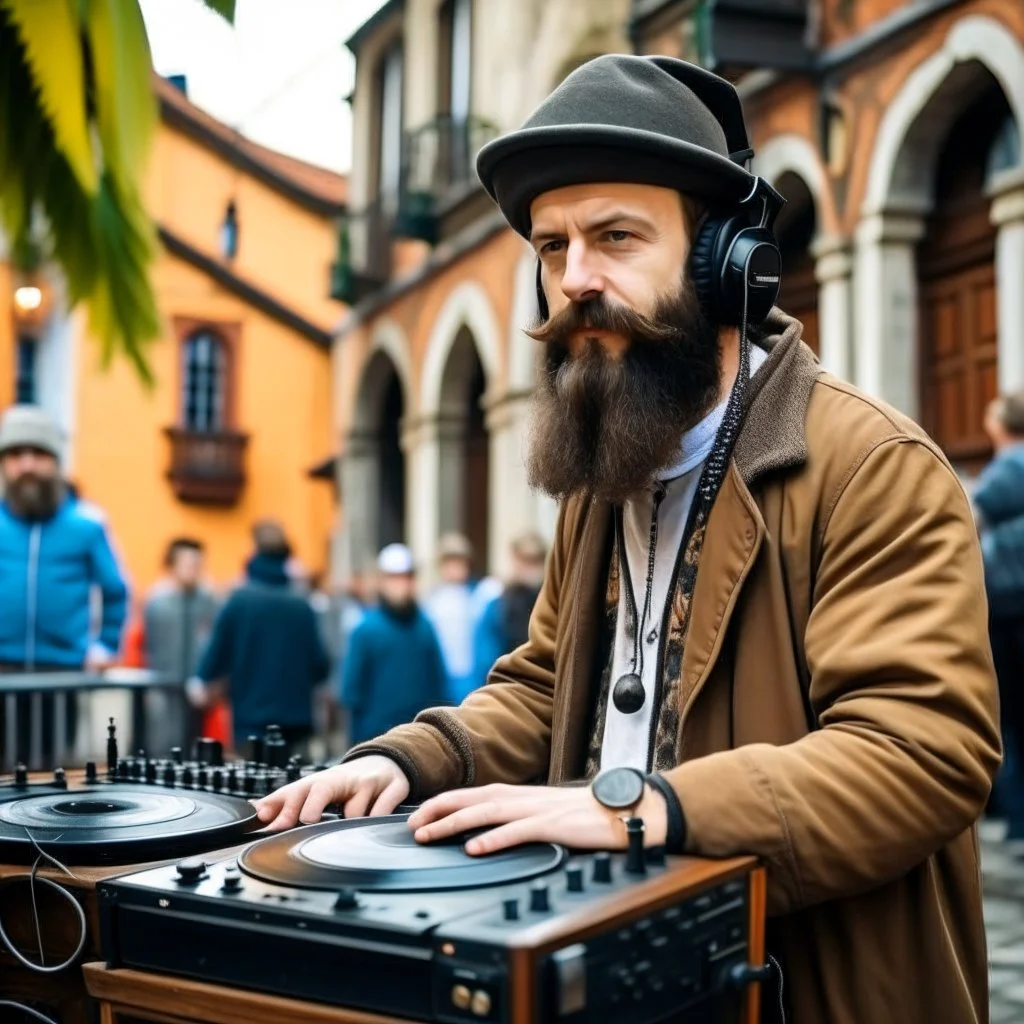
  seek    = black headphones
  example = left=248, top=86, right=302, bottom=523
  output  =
left=535, top=175, right=785, bottom=327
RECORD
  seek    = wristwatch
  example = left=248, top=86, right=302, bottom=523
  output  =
left=590, top=767, right=646, bottom=816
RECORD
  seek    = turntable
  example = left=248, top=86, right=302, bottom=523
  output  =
left=0, top=720, right=310, bottom=1024
left=99, top=814, right=767, bottom=1024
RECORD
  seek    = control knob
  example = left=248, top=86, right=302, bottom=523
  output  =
left=85, top=761, right=97, bottom=784
left=593, top=851, right=612, bottom=883
left=194, top=737, right=223, bottom=767
left=222, top=865, right=242, bottom=891
left=52, top=767, right=67, bottom=789
left=566, top=865, right=584, bottom=892
left=163, top=763, right=176, bottom=788
left=175, top=858, right=206, bottom=884
left=334, top=887, right=359, bottom=910
left=145, top=761, right=157, bottom=784
left=13, top=763, right=28, bottom=786
left=529, top=884, right=550, bottom=913
left=502, top=898, right=519, bottom=921
left=211, top=768, right=224, bottom=792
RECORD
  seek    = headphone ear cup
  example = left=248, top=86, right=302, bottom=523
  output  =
left=720, top=227, right=782, bottom=326
left=689, top=216, right=725, bottom=322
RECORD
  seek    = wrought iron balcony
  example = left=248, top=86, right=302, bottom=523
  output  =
left=631, top=0, right=812, bottom=73
left=165, top=427, right=249, bottom=506
left=395, top=115, right=500, bottom=243
left=330, top=196, right=394, bottom=304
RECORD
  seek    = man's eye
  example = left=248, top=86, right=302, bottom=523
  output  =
left=539, top=240, right=565, bottom=255
left=605, top=230, right=631, bottom=242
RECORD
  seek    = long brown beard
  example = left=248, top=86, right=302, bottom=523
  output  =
left=3, top=473, right=64, bottom=521
left=524, top=280, right=721, bottom=504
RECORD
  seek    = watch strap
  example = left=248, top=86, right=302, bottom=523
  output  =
left=645, top=772, right=686, bottom=853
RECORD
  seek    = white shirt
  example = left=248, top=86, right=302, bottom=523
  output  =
left=599, top=344, right=769, bottom=771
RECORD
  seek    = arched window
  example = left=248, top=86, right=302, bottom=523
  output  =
left=182, top=330, right=227, bottom=433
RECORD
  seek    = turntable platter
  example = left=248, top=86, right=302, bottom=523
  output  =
left=239, top=814, right=567, bottom=892
left=0, top=784, right=258, bottom=864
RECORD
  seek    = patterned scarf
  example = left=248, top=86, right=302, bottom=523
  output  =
left=583, top=508, right=708, bottom=777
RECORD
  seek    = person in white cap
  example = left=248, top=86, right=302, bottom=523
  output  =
left=0, top=404, right=130, bottom=762
left=339, top=544, right=448, bottom=749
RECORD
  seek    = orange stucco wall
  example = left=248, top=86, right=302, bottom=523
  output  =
left=144, top=124, right=343, bottom=330
left=74, top=252, right=334, bottom=596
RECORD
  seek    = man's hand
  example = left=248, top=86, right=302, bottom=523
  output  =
left=85, top=646, right=114, bottom=673
left=407, top=782, right=668, bottom=856
left=253, top=756, right=409, bottom=831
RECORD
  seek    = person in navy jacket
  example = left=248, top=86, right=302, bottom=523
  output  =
left=0, top=405, right=130, bottom=762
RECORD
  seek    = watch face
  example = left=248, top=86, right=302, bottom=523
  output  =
left=593, top=768, right=645, bottom=810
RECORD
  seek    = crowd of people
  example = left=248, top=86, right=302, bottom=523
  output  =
left=0, top=400, right=548, bottom=765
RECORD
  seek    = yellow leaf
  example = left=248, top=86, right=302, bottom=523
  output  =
left=2, top=0, right=98, bottom=195
left=83, top=0, right=157, bottom=183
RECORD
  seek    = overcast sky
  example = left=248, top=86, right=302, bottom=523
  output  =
left=140, top=0, right=389, bottom=174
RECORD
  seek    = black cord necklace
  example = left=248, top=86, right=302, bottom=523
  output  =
left=612, top=482, right=666, bottom=714
left=611, top=311, right=753, bottom=717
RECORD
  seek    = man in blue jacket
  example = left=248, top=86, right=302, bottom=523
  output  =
left=341, top=544, right=448, bottom=749
left=0, top=405, right=130, bottom=763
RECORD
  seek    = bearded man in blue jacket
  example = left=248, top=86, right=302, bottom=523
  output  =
left=0, top=405, right=130, bottom=763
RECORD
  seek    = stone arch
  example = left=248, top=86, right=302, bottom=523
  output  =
left=421, top=280, right=502, bottom=417
left=353, top=318, right=413, bottom=431
left=752, top=132, right=834, bottom=234
left=864, top=15, right=1024, bottom=215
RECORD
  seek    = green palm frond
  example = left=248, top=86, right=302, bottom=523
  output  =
left=0, top=0, right=235, bottom=384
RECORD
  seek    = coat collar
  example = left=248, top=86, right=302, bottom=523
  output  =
left=734, top=307, right=822, bottom=486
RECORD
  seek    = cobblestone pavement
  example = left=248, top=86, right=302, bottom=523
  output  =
left=982, top=817, right=1024, bottom=1022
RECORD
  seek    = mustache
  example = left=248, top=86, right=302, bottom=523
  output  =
left=524, top=297, right=679, bottom=348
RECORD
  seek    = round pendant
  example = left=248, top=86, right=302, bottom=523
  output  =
left=612, top=673, right=645, bottom=714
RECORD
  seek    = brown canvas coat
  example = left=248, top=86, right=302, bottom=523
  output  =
left=352, top=310, right=1001, bottom=1023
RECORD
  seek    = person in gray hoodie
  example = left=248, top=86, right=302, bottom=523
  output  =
left=143, top=537, right=219, bottom=755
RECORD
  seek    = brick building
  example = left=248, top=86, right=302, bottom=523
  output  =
left=331, top=0, right=1023, bottom=582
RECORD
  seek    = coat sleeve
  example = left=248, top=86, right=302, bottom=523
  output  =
left=342, top=507, right=569, bottom=799
left=89, top=522, right=130, bottom=654
left=662, top=437, right=1002, bottom=916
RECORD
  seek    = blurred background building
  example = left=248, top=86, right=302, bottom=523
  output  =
left=331, top=0, right=1023, bottom=584
left=1, top=0, right=1022, bottom=595
left=0, top=73, right=345, bottom=595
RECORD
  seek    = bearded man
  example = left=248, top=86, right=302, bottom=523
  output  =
left=256, top=56, right=999, bottom=1023
left=0, top=404, right=130, bottom=762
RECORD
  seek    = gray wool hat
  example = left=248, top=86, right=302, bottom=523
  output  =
left=0, top=405, right=63, bottom=459
left=476, top=54, right=757, bottom=239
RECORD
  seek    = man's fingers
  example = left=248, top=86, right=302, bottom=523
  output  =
left=342, top=785, right=376, bottom=821
left=407, top=784, right=530, bottom=830
left=369, top=778, right=407, bottom=817
left=464, top=816, right=545, bottom=856
left=299, top=780, right=347, bottom=825
left=413, top=799, right=540, bottom=843
left=255, top=782, right=310, bottom=831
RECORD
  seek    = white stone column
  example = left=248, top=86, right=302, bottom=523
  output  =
left=405, top=414, right=441, bottom=588
left=989, top=167, right=1024, bottom=394
left=485, top=390, right=534, bottom=576
left=811, top=234, right=853, bottom=381
left=339, top=431, right=380, bottom=579
left=853, top=209, right=926, bottom=416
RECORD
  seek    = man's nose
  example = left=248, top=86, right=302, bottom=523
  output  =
left=559, top=243, right=604, bottom=305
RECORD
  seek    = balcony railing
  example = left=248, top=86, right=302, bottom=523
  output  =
left=165, top=427, right=249, bottom=506
left=395, top=115, right=500, bottom=242
left=330, top=196, right=394, bottom=304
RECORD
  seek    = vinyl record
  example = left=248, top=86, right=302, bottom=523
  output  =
left=239, top=814, right=567, bottom=892
left=0, top=784, right=259, bottom=864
